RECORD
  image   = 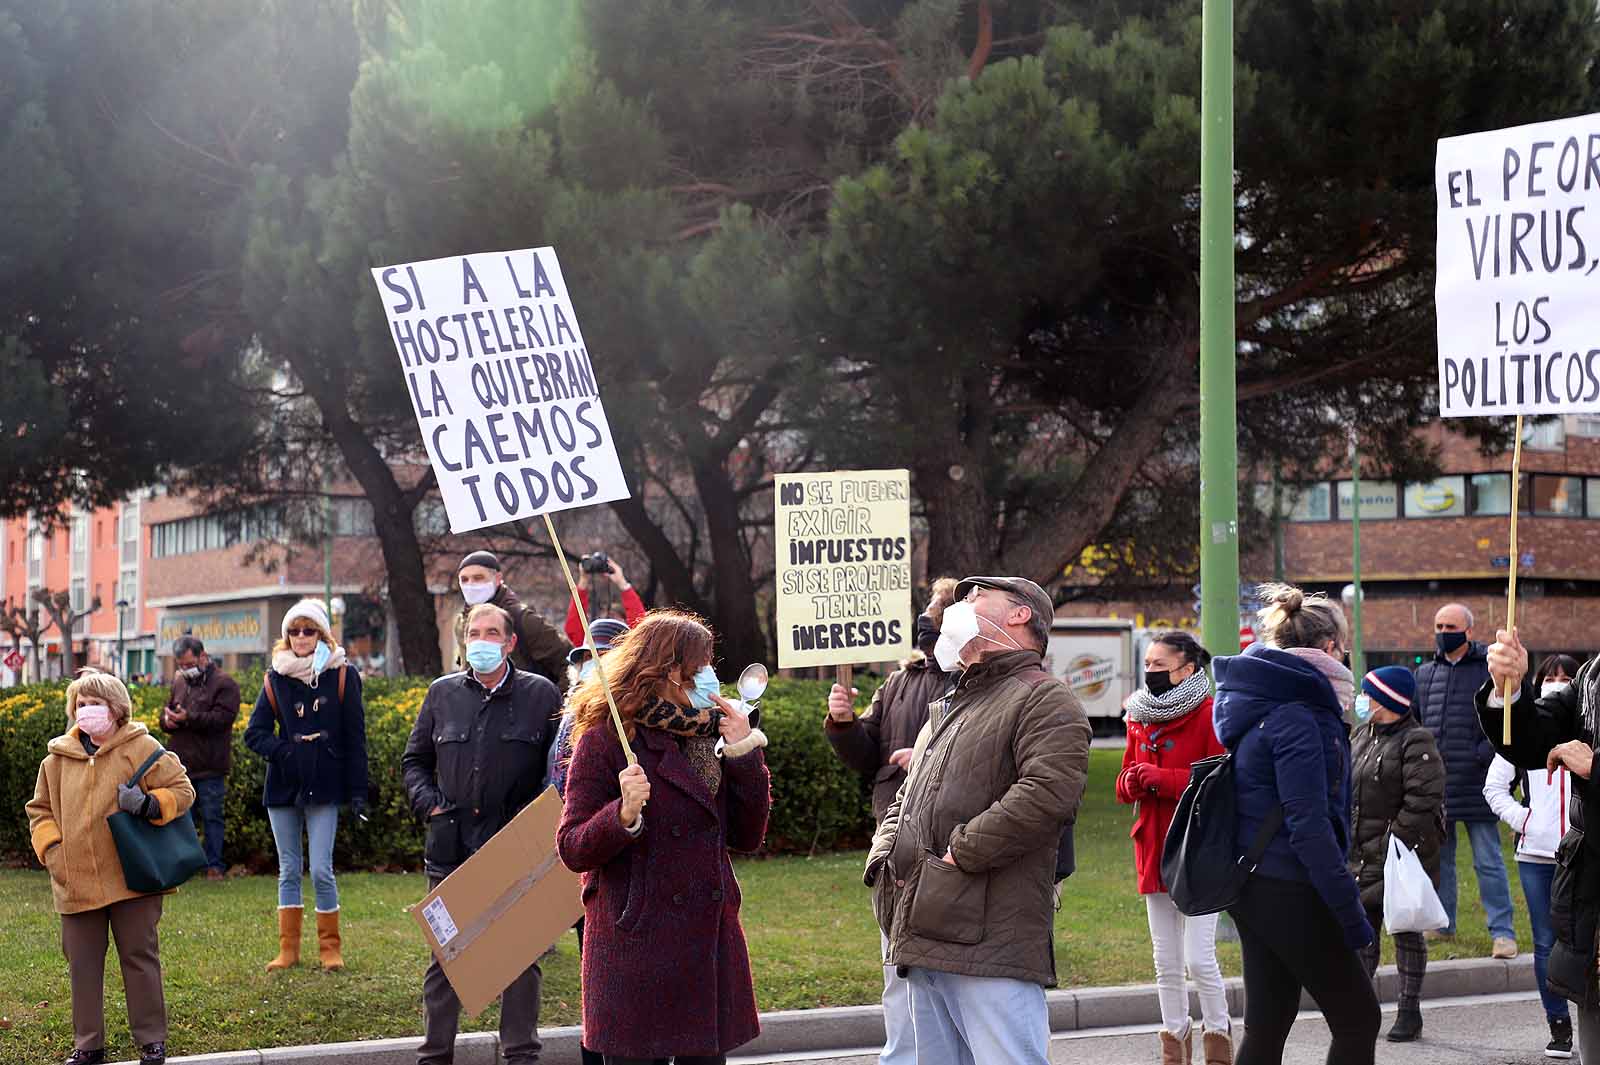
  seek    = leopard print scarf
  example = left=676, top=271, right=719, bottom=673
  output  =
left=637, top=697, right=722, bottom=795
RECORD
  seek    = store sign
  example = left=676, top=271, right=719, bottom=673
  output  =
left=1337, top=481, right=1399, bottom=519
left=158, top=608, right=265, bottom=653
left=1066, top=654, right=1117, bottom=699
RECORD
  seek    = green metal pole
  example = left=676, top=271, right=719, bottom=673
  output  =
left=1350, top=440, right=1364, bottom=680
left=322, top=477, right=333, bottom=609
left=1199, top=0, right=1239, bottom=661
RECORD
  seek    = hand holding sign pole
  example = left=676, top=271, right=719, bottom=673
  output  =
left=370, top=247, right=633, bottom=760
left=1435, top=113, right=1600, bottom=744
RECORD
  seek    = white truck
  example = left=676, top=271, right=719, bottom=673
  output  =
left=1044, top=618, right=1162, bottom=735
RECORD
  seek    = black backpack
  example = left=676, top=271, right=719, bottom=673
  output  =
left=1160, top=752, right=1283, bottom=916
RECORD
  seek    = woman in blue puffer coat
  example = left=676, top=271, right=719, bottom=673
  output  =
left=1212, top=583, right=1379, bottom=1065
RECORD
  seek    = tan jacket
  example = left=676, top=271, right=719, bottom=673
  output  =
left=866, top=650, right=1091, bottom=987
left=26, top=721, right=195, bottom=914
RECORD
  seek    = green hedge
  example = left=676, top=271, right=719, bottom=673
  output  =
left=1, top=672, right=877, bottom=867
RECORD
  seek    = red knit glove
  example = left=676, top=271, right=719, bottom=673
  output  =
left=1126, top=762, right=1153, bottom=791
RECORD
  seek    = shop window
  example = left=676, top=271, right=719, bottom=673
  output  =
left=1532, top=474, right=1584, bottom=516
left=1403, top=477, right=1466, bottom=517
left=1286, top=483, right=1332, bottom=522
left=1470, top=474, right=1512, bottom=515
left=1336, top=480, right=1399, bottom=520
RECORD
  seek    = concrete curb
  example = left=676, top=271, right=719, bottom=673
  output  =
left=111, top=955, right=1536, bottom=1064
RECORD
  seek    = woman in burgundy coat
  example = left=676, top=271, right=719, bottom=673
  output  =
left=1115, top=631, right=1232, bottom=1065
left=557, top=610, right=772, bottom=1065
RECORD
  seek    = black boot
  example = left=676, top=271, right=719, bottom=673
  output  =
left=1547, top=1015, right=1574, bottom=1058
left=1386, top=1006, right=1423, bottom=1042
left=63, top=1051, right=105, bottom=1065
left=138, top=1042, right=167, bottom=1065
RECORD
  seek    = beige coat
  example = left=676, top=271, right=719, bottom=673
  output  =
left=26, top=721, right=195, bottom=914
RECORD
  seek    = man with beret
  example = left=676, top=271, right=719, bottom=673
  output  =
left=454, top=550, right=572, bottom=692
left=865, top=576, right=1091, bottom=1064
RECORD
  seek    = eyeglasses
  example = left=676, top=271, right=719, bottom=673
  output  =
left=285, top=627, right=321, bottom=638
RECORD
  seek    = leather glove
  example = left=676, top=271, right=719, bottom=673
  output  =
left=117, top=783, right=153, bottom=818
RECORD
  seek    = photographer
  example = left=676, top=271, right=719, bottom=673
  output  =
left=564, top=552, right=645, bottom=647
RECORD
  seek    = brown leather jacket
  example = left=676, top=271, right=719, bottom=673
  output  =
left=825, top=654, right=954, bottom=822
left=866, top=650, right=1091, bottom=987
left=159, top=665, right=241, bottom=779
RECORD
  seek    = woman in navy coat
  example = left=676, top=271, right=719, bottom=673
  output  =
left=557, top=610, right=771, bottom=1065
left=244, top=598, right=367, bottom=973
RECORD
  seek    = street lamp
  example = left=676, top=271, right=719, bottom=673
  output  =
left=116, top=599, right=129, bottom=677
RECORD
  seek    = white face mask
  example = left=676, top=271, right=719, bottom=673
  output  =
left=934, top=601, right=1022, bottom=672
left=460, top=580, right=496, bottom=606
left=1543, top=680, right=1571, bottom=699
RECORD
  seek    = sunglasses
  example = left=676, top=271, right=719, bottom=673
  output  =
left=285, top=627, right=322, bottom=638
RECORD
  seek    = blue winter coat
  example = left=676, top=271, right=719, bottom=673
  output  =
left=244, top=665, right=369, bottom=808
left=1213, top=644, right=1371, bottom=949
left=1415, top=642, right=1496, bottom=823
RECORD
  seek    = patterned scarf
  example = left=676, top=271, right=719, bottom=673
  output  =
left=1282, top=646, right=1355, bottom=711
left=1124, top=670, right=1211, bottom=724
left=1577, top=656, right=1600, bottom=742
left=637, top=697, right=722, bottom=795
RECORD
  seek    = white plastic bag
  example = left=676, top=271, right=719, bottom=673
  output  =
left=1383, top=834, right=1449, bottom=934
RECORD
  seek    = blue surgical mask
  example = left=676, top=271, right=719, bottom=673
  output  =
left=466, top=640, right=506, bottom=673
left=577, top=659, right=598, bottom=683
left=1352, top=693, right=1373, bottom=724
left=689, top=665, right=721, bottom=709
left=311, top=642, right=332, bottom=676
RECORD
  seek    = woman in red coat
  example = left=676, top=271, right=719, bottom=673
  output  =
left=1116, top=631, right=1232, bottom=1065
left=557, top=610, right=771, bottom=1065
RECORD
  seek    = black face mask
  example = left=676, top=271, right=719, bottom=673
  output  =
left=1145, top=669, right=1177, bottom=697
left=1436, top=631, right=1467, bottom=655
left=914, top=613, right=938, bottom=655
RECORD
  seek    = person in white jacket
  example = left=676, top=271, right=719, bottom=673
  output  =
left=1483, top=653, right=1580, bottom=1059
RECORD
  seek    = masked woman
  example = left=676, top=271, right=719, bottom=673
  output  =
left=557, top=610, right=771, bottom=1065
left=1117, top=631, right=1231, bottom=1065
left=244, top=598, right=367, bottom=973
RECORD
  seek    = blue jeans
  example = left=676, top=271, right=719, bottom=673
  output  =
left=906, top=967, right=1049, bottom=1065
left=266, top=804, right=339, bottom=911
left=1518, top=860, right=1569, bottom=1021
left=1439, top=819, right=1515, bottom=939
left=189, top=776, right=226, bottom=873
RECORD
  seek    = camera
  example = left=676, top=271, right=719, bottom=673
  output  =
left=580, top=551, right=611, bottom=575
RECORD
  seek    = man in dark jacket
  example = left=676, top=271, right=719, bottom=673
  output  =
left=159, top=635, right=241, bottom=879
left=453, top=549, right=572, bottom=692
left=403, top=603, right=561, bottom=1065
left=866, top=576, right=1091, bottom=1065
left=1415, top=603, right=1516, bottom=955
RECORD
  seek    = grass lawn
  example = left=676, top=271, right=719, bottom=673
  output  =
left=0, top=749, right=1532, bottom=1061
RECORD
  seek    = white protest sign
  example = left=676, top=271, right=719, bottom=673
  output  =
left=1436, top=113, right=1600, bottom=417
left=775, top=469, right=912, bottom=669
left=370, top=247, right=629, bottom=532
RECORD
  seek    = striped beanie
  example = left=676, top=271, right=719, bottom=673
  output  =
left=1362, top=665, right=1415, bottom=716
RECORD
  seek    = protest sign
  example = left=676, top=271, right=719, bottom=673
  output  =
left=775, top=469, right=912, bottom=670
left=1435, top=112, right=1600, bottom=417
left=370, top=247, right=629, bottom=533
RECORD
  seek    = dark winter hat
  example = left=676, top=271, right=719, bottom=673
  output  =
left=457, top=550, right=502, bottom=573
left=1362, top=665, right=1415, bottom=716
left=569, top=617, right=631, bottom=664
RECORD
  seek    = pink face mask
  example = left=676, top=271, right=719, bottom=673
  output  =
left=75, top=703, right=116, bottom=740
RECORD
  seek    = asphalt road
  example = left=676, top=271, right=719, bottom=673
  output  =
left=734, top=992, right=1578, bottom=1065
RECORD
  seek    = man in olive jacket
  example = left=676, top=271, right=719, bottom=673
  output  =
left=865, top=576, right=1091, bottom=1065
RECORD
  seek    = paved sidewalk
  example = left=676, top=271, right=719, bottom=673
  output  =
left=739, top=991, right=1565, bottom=1065
left=106, top=955, right=1538, bottom=1064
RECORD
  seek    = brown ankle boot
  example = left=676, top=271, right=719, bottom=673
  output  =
left=1160, top=1027, right=1193, bottom=1064
left=316, top=909, right=345, bottom=971
left=266, top=906, right=302, bottom=971
left=1202, top=1027, right=1233, bottom=1065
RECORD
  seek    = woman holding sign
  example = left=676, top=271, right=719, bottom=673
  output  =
left=557, top=610, right=771, bottom=1065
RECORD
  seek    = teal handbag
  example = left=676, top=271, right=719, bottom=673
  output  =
left=106, top=744, right=208, bottom=893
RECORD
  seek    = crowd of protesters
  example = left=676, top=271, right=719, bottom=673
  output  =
left=23, top=550, right=1600, bottom=1065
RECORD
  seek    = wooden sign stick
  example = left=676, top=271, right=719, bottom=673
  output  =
left=1503, top=414, right=1525, bottom=745
left=543, top=512, right=636, bottom=767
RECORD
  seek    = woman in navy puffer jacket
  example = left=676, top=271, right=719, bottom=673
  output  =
left=1212, top=583, right=1379, bottom=1065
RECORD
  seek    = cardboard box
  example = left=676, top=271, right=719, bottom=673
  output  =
left=411, top=786, right=585, bottom=1016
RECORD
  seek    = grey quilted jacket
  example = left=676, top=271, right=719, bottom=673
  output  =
left=864, top=650, right=1091, bottom=987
